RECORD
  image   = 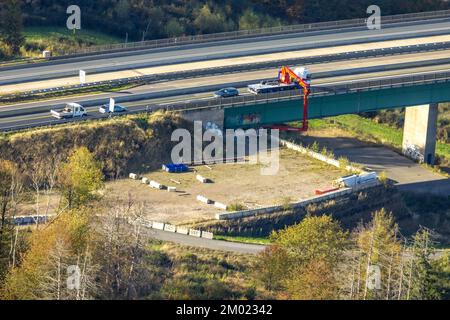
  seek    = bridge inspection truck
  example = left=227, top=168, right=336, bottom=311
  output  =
left=51, top=103, right=87, bottom=119
left=248, top=66, right=311, bottom=131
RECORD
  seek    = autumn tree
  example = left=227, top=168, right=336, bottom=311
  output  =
left=0, top=160, right=23, bottom=282
left=352, top=209, right=403, bottom=300
left=58, top=147, right=103, bottom=209
left=0, top=0, right=25, bottom=55
left=408, top=228, right=441, bottom=300
left=1, top=211, right=96, bottom=300
left=260, top=215, right=348, bottom=299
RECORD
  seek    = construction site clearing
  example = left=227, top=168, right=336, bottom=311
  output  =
left=105, top=148, right=347, bottom=225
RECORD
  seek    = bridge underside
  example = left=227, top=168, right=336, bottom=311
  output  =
left=223, top=81, right=450, bottom=165
left=224, top=82, right=450, bottom=129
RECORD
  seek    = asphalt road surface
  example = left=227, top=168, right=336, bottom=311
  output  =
left=299, top=136, right=450, bottom=196
left=2, top=19, right=450, bottom=85
left=144, top=228, right=266, bottom=255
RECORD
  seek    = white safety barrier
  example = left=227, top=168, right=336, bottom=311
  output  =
left=150, top=181, right=164, bottom=190
left=280, top=140, right=365, bottom=174
left=214, top=202, right=228, bottom=210
left=152, top=222, right=165, bottom=230
left=142, top=177, right=149, bottom=185
left=129, top=173, right=139, bottom=180
left=142, top=221, right=214, bottom=240
left=202, top=232, right=214, bottom=240
left=167, top=186, right=177, bottom=193
left=164, top=224, right=176, bottom=233
left=215, top=184, right=386, bottom=220
left=176, top=227, right=189, bottom=235
left=197, top=195, right=213, bottom=204
left=196, top=175, right=209, bottom=184
left=189, top=229, right=202, bottom=237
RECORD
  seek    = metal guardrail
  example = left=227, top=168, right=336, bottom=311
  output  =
left=4, top=41, right=450, bottom=100
left=156, top=71, right=450, bottom=112
left=55, top=9, right=450, bottom=57
left=2, top=71, right=450, bottom=133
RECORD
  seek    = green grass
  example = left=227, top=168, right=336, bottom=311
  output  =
left=327, top=115, right=450, bottom=160
left=214, top=235, right=271, bottom=245
left=20, top=27, right=123, bottom=58
left=24, top=27, right=122, bottom=45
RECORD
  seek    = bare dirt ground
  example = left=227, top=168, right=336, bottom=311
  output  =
left=104, top=148, right=346, bottom=225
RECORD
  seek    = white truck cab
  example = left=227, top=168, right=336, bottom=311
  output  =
left=51, top=103, right=87, bottom=119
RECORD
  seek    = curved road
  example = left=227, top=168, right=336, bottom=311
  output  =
left=145, top=228, right=266, bottom=255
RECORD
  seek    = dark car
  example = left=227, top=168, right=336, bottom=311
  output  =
left=214, top=87, right=239, bottom=98
left=99, top=104, right=128, bottom=114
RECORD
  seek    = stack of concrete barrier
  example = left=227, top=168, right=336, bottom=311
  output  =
left=142, top=220, right=214, bottom=240
left=280, top=140, right=364, bottom=174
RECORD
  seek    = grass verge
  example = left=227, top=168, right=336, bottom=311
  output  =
left=214, top=235, right=271, bottom=245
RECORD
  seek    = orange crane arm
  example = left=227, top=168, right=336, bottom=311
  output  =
left=279, top=66, right=311, bottom=131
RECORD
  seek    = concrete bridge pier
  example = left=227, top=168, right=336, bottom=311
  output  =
left=402, top=103, right=438, bottom=165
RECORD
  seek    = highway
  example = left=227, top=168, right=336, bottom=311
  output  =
left=1, top=62, right=449, bottom=131
left=2, top=19, right=450, bottom=87
left=2, top=48, right=450, bottom=110
left=2, top=34, right=450, bottom=93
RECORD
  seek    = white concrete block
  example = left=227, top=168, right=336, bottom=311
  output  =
left=167, top=186, right=177, bottom=193
left=150, top=181, right=164, bottom=189
left=164, top=224, right=176, bottom=233
left=214, top=202, right=228, bottom=210
left=196, top=175, right=209, bottom=184
left=189, top=229, right=201, bottom=237
left=176, top=227, right=189, bottom=235
left=197, top=195, right=213, bottom=204
left=152, top=222, right=165, bottom=230
left=202, top=232, right=214, bottom=240
left=142, top=177, right=149, bottom=185
left=129, top=173, right=138, bottom=180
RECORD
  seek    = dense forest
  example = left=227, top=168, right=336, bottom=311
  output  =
left=18, top=0, right=450, bottom=40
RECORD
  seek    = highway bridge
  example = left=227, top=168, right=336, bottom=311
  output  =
left=1, top=10, right=450, bottom=169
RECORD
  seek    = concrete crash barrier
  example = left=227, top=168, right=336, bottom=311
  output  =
left=197, top=195, right=213, bottom=205
left=164, top=224, right=176, bottom=233
left=142, top=177, right=149, bottom=185
left=216, top=188, right=356, bottom=220
left=189, top=229, right=202, bottom=238
left=281, top=140, right=363, bottom=173
left=150, top=181, right=165, bottom=190
left=129, top=173, right=139, bottom=180
left=167, top=186, right=177, bottom=193
left=196, top=175, right=210, bottom=184
left=176, top=227, right=189, bottom=235
left=142, top=220, right=153, bottom=228
left=201, top=231, right=214, bottom=240
left=214, top=202, right=228, bottom=210
left=152, top=222, right=165, bottom=230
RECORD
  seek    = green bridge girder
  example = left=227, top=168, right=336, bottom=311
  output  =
left=224, top=82, right=450, bottom=129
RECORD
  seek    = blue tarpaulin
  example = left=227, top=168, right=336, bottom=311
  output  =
left=162, top=164, right=189, bottom=173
